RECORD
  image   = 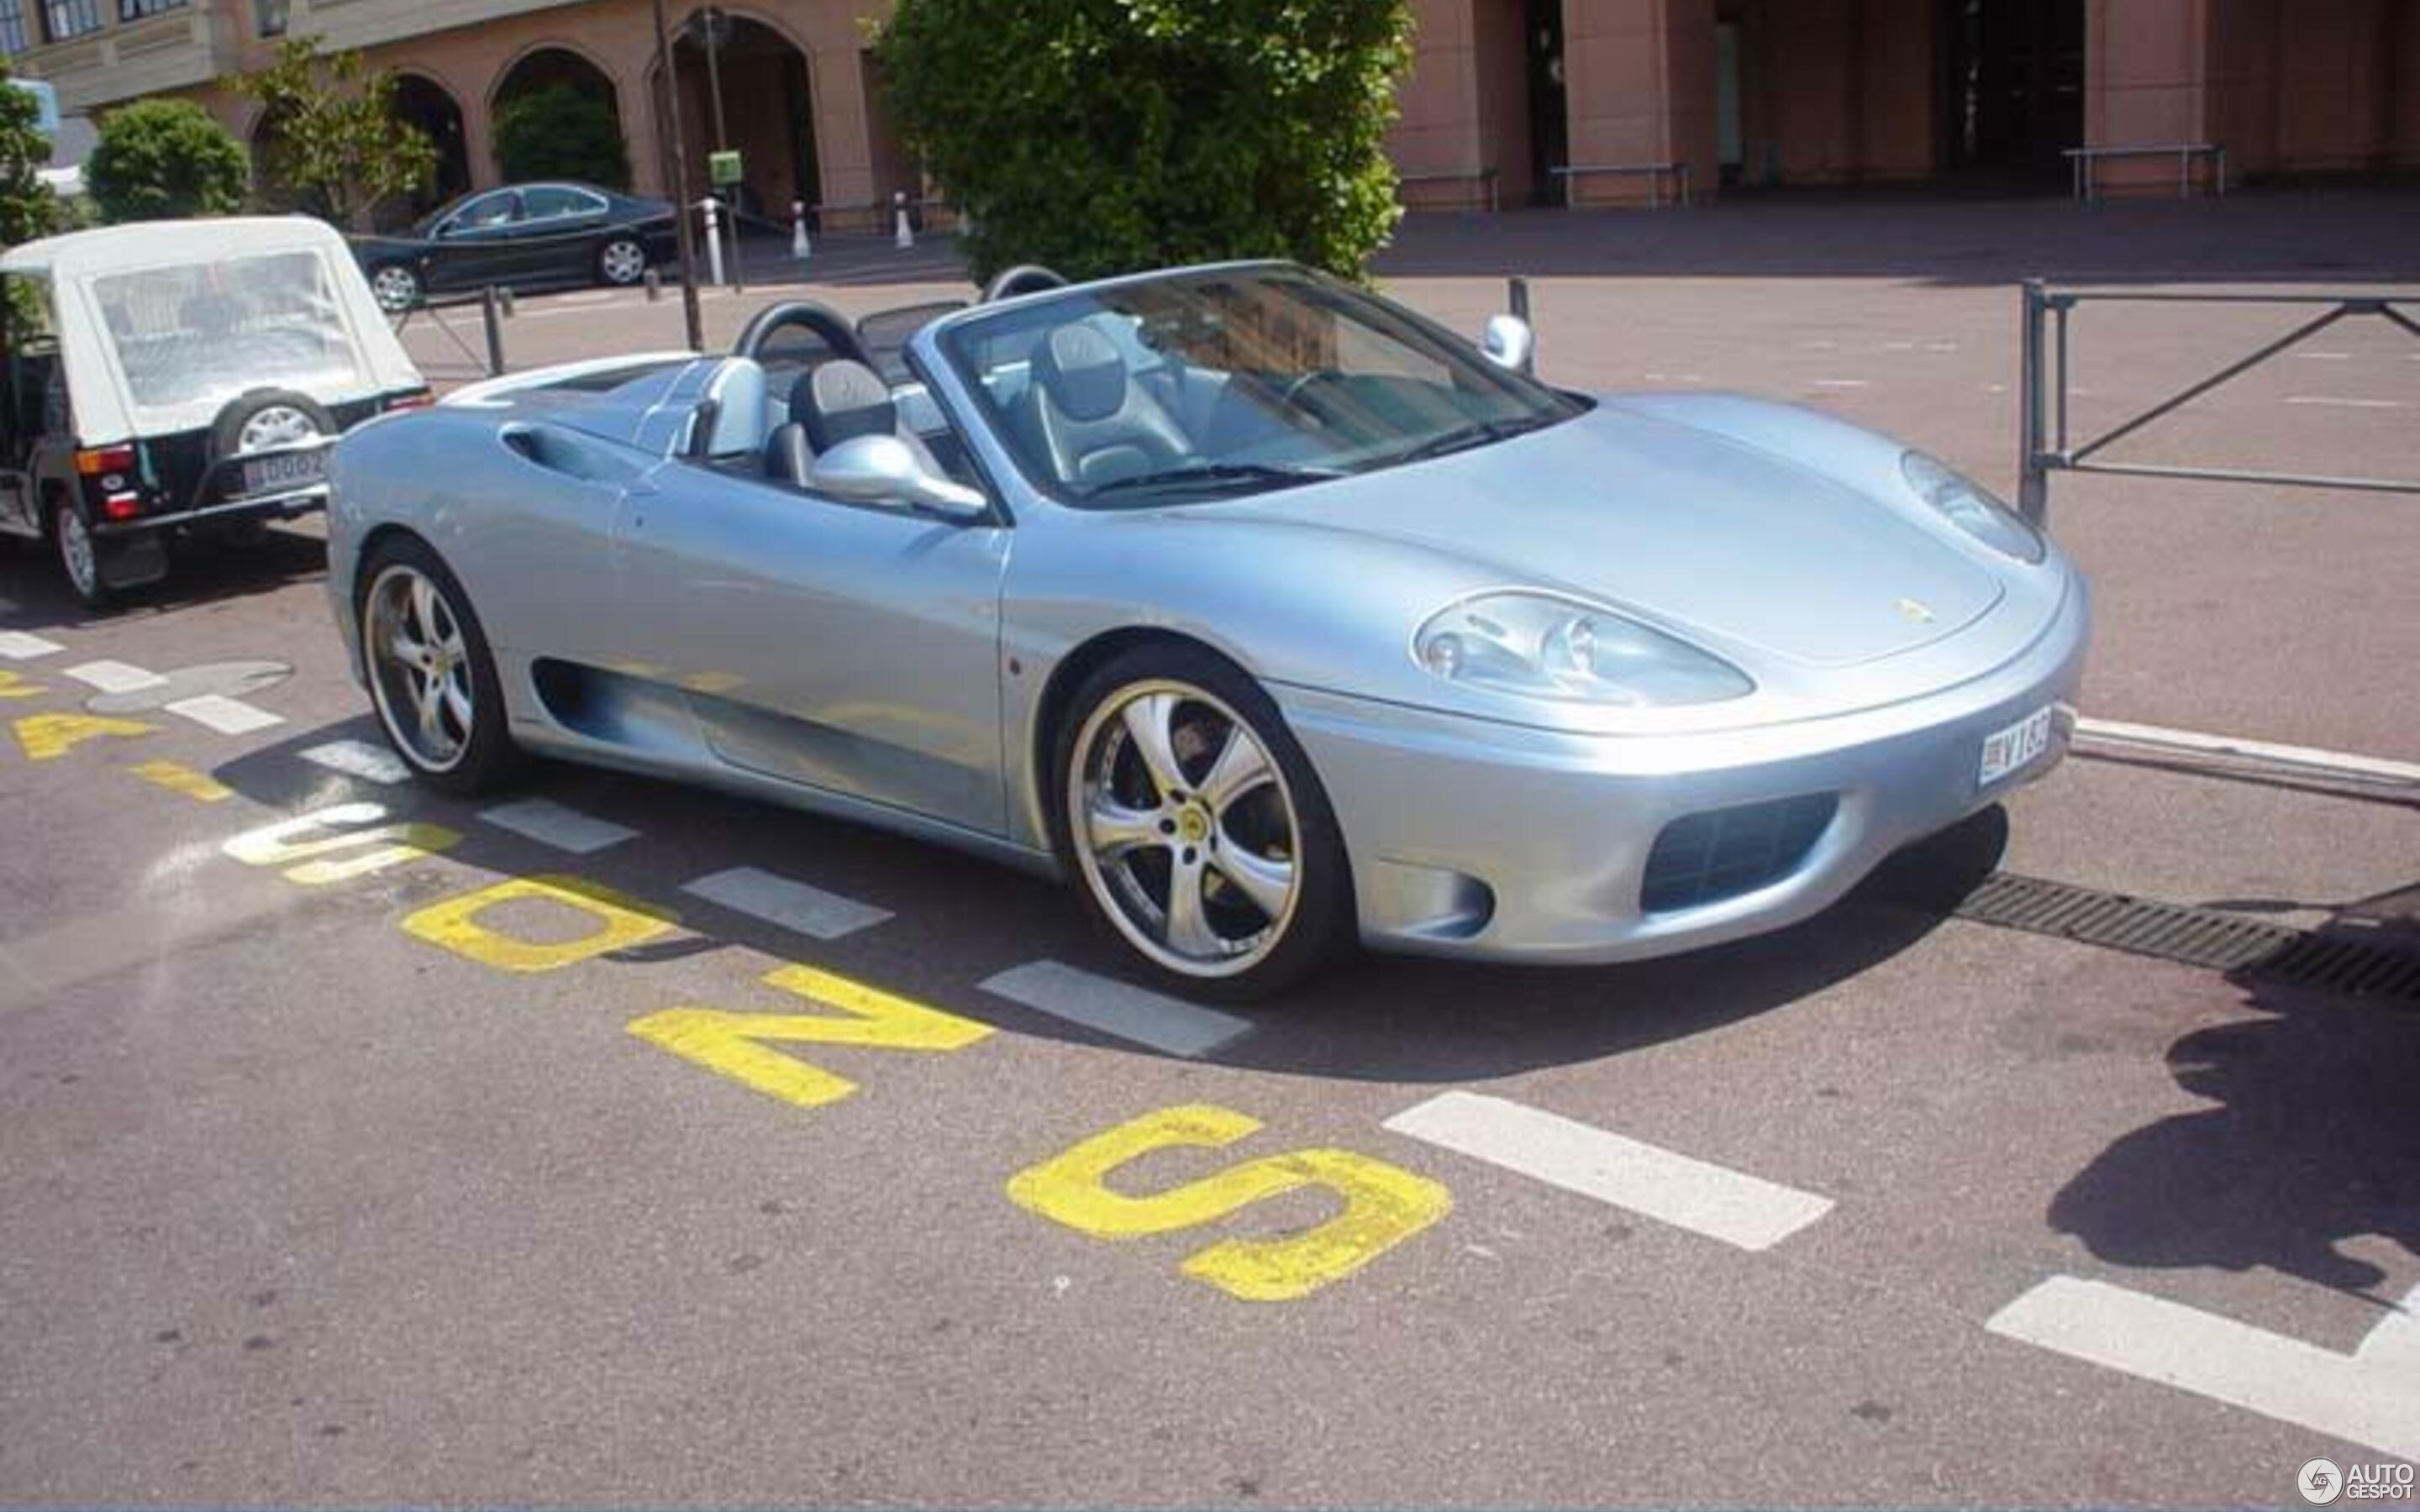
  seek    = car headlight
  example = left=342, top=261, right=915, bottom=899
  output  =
left=1901, top=450, right=2045, bottom=564
left=1413, top=592, right=1754, bottom=706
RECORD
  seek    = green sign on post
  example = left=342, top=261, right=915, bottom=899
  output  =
left=708, top=150, right=744, bottom=187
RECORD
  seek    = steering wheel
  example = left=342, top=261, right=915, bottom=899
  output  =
left=981, top=265, right=1070, bottom=303
left=733, top=300, right=875, bottom=367
left=1277, top=369, right=1355, bottom=428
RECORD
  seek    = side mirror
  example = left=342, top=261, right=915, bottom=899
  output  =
left=807, top=433, right=988, bottom=522
left=1481, top=314, right=1535, bottom=376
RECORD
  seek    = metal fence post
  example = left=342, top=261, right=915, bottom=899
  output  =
left=2018, top=279, right=2047, bottom=527
left=481, top=286, right=508, bottom=377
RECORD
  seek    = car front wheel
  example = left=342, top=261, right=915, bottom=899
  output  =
left=1055, top=645, right=1353, bottom=1002
left=358, top=537, right=520, bottom=795
left=597, top=238, right=649, bottom=286
left=370, top=264, right=421, bottom=313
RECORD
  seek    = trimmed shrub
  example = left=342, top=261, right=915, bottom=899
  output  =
left=492, top=85, right=629, bottom=191
left=88, top=97, right=249, bottom=223
left=871, top=0, right=1413, bottom=282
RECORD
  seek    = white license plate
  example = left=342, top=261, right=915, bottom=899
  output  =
left=242, top=449, right=325, bottom=496
left=1979, top=705, right=2056, bottom=786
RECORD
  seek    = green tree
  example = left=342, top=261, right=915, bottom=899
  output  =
left=229, top=37, right=435, bottom=228
left=492, top=85, right=629, bottom=190
left=87, top=97, right=250, bottom=223
left=0, top=60, right=60, bottom=343
left=871, top=0, right=1413, bottom=282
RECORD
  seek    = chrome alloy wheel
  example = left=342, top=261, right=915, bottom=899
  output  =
left=237, top=404, right=318, bottom=454
left=600, top=239, right=648, bottom=285
left=364, top=564, right=476, bottom=773
left=371, top=265, right=419, bottom=312
left=55, top=507, right=97, bottom=598
left=1068, top=680, right=1302, bottom=979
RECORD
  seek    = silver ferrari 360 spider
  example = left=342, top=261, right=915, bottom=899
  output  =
left=326, top=260, right=2088, bottom=999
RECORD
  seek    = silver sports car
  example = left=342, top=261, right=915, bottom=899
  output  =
left=326, top=260, right=2089, bottom=1000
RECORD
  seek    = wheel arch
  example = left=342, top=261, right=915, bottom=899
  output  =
left=1024, top=625, right=1269, bottom=844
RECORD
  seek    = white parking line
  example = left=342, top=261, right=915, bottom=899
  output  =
left=299, top=739, right=410, bottom=785
left=681, top=866, right=891, bottom=941
left=980, top=960, right=1252, bottom=1058
left=2285, top=395, right=2407, bottom=409
left=165, top=694, right=282, bottom=735
left=2294, top=350, right=2352, bottom=360
left=1986, top=1275, right=2420, bottom=1460
left=65, top=659, right=166, bottom=693
left=1812, top=378, right=1870, bottom=390
left=0, top=632, right=63, bottom=660
left=477, top=797, right=637, bottom=854
left=1382, top=1091, right=1833, bottom=1252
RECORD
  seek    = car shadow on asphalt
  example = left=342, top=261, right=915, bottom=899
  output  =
left=0, top=526, right=328, bottom=635
left=2046, top=895, right=2420, bottom=1304
left=205, top=719, right=2006, bottom=1087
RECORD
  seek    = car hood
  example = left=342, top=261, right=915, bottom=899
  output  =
left=1215, top=402, right=2002, bottom=668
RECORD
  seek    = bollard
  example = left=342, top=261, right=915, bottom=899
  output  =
left=497, top=286, right=517, bottom=319
left=792, top=199, right=811, bottom=262
left=893, top=190, right=913, bottom=250
left=480, top=286, right=507, bottom=375
left=698, top=197, right=727, bottom=287
left=643, top=266, right=661, bottom=302
left=1507, top=276, right=1530, bottom=324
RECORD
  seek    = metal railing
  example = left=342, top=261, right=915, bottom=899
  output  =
left=1549, top=161, right=1691, bottom=209
left=2017, top=281, right=2420, bottom=523
left=2062, top=143, right=2226, bottom=201
left=391, top=286, right=510, bottom=377
left=1399, top=168, right=1501, bottom=213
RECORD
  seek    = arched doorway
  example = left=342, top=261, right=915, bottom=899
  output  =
left=390, top=72, right=471, bottom=219
left=491, top=45, right=629, bottom=188
left=667, top=10, right=819, bottom=223
left=247, top=106, right=308, bottom=216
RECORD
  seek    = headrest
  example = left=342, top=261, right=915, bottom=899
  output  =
left=1036, top=324, right=1128, bottom=423
left=701, top=356, right=768, bottom=456
left=794, top=360, right=897, bottom=452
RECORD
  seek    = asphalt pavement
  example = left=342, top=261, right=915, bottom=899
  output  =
left=1, top=190, right=2415, bottom=1508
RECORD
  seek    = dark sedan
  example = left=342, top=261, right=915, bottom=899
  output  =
left=351, top=182, right=679, bottom=312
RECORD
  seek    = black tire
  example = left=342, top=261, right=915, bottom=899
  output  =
left=355, top=534, right=523, bottom=796
left=368, top=263, right=422, bottom=313
left=597, top=237, right=650, bottom=286
left=1050, top=642, right=1354, bottom=1004
left=211, top=389, right=335, bottom=462
left=48, top=499, right=110, bottom=610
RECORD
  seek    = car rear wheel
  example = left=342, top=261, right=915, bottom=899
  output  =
left=598, top=238, right=649, bottom=286
left=359, top=537, right=520, bottom=795
left=370, top=265, right=421, bottom=313
left=50, top=502, right=108, bottom=609
left=1055, top=645, right=1353, bottom=1002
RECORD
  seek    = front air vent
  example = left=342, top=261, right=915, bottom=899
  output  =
left=1641, top=794, right=1838, bottom=913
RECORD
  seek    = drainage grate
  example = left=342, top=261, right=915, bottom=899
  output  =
left=1951, top=872, right=2420, bottom=1005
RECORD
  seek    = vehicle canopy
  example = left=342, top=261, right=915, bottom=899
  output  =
left=0, top=216, right=424, bottom=444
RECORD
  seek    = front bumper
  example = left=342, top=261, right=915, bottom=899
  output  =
left=1276, top=575, right=2091, bottom=964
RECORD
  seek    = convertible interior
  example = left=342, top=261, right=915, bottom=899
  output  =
left=687, top=264, right=1515, bottom=506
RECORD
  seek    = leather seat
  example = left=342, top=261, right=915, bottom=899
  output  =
left=765, top=359, right=944, bottom=488
left=1023, top=324, right=1190, bottom=490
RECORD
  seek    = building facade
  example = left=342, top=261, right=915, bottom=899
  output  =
left=8, top=0, right=2415, bottom=223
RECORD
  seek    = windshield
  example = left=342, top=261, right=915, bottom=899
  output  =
left=939, top=265, right=1587, bottom=507
left=92, top=251, right=368, bottom=417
